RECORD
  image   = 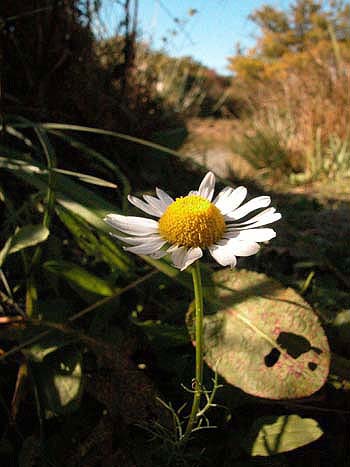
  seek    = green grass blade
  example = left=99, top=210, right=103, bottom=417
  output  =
left=0, top=156, right=116, bottom=232
left=23, top=122, right=185, bottom=159
left=52, top=168, right=117, bottom=188
left=33, top=127, right=56, bottom=229
left=56, top=206, right=133, bottom=274
left=48, top=130, right=130, bottom=208
left=44, top=260, right=118, bottom=297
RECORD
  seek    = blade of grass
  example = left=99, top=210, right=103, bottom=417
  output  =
left=48, top=129, right=130, bottom=209
left=56, top=206, right=132, bottom=274
left=6, top=5, right=54, bottom=22
left=33, top=126, right=56, bottom=229
left=0, top=156, right=116, bottom=231
left=10, top=122, right=183, bottom=158
left=52, top=168, right=117, bottom=188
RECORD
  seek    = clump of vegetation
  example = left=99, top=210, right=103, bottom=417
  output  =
left=0, top=0, right=185, bottom=135
left=96, top=37, right=235, bottom=120
left=229, top=0, right=350, bottom=182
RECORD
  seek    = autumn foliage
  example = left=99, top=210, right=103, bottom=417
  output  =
left=229, top=0, right=350, bottom=179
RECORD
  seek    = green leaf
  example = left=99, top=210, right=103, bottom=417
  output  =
left=41, top=122, right=185, bottom=159
left=53, top=167, right=117, bottom=188
left=200, top=269, right=330, bottom=399
left=24, top=333, right=75, bottom=363
left=244, top=414, right=323, bottom=456
left=48, top=130, right=129, bottom=191
left=0, top=225, right=49, bottom=266
left=9, top=225, right=49, bottom=254
left=0, top=156, right=115, bottom=232
left=44, top=260, right=117, bottom=296
left=56, top=206, right=133, bottom=274
left=0, top=237, right=12, bottom=267
left=31, top=347, right=83, bottom=418
left=0, top=183, right=5, bottom=203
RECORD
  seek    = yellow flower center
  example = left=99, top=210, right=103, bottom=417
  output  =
left=158, top=195, right=225, bottom=248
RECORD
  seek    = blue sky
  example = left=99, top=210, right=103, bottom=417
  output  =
left=100, top=0, right=290, bottom=75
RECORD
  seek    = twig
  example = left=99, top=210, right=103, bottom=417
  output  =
left=0, top=270, right=158, bottom=361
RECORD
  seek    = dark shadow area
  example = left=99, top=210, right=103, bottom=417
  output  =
left=308, top=362, right=317, bottom=371
left=264, top=348, right=281, bottom=367
left=277, top=332, right=321, bottom=359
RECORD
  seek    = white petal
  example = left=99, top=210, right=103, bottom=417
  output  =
left=227, top=210, right=282, bottom=229
left=142, top=195, right=166, bottom=216
left=181, top=247, right=203, bottom=270
left=213, top=186, right=234, bottom=209
left=225, top=196, right=271, bottom=220
left=104, top=214, right=159, bottom=236
left=111, top=233, right=162, bottom=245
left=213, top=237, right=260, bottom=258
left=230, top=239, right=260, bottom=256
left=167, top=244, right=181, bottom=253
left=225, top=228, right=276, bottom=242
left=128, top=195, right=161, bottom=217
left=222, top=231, right=239, bottom=240
left=124, top=238, right=166, bottom=254
left=149, top=250, right=168, bottom=259
left=230, top=207, right=276, bottom=226
left=214, top=186, right=247, bottom=215
left=198, top=172, right=216, bottom=201
left=156, top=188, right=174, bottom=207
left=188, top=190, right=198, bottom=196
left=213, top=186, right=232, bottom=203
left=209, top=243, right=237, bottom=267
left=241, top=213, right=281, bottom=229
left=171, top=246, right=187, bottom=269
left=171, top=246, right=203, bottom=270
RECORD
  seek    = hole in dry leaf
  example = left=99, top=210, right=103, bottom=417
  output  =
left=311, top=346, right=322, bottom=355
left=264, top=348, right=281, bottom=367
left=277, top=332, right=322, bottom=359
left=308, top=362, right=317, bottom=371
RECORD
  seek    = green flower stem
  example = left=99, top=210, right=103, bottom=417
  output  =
left=183, top=260, right=204, bottom=443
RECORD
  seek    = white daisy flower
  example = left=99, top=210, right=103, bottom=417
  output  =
left=104, top=172, right=281, bottom=271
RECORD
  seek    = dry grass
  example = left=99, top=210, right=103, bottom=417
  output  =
left=231, top=42, right=350, bottom=182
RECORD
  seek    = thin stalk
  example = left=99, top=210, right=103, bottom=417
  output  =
left=0, top=270, right=158, bottom=361
left=182, top=261, right=204, bottom=443
left=34, top=127, right=56, bottom=229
